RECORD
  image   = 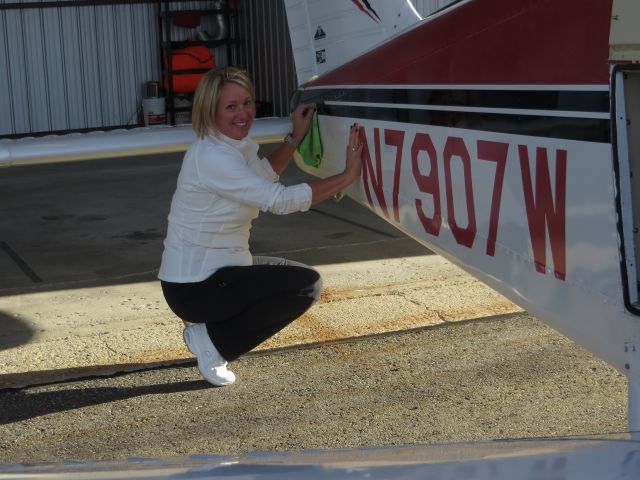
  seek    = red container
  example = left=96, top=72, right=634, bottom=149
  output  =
left=164, top=46, right=216, bottom=93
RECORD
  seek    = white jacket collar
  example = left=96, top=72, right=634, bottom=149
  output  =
left=211, top=131, right=259, bottom=160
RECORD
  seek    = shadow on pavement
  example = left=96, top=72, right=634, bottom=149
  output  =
left=0, top=151, right=431, bottom=298
left=0, top=378, right=210, bottom=425
left=0, top=310, right=34, bottom=350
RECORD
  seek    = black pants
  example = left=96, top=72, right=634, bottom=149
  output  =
left=160, top=256, right=322, bottom=362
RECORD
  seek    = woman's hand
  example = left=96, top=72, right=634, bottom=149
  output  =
left=290, top=104, right=315, bottom=144
left=308, top=123, right=364, bottom=205
left=267, top=103, right=315, bottom=175
left=344, top=123, right=363, bottom=179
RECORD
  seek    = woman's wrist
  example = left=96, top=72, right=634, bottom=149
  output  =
left=337, top=167, right=358, bottom=187
left=346, top=167, right=360, bottom=183
left=292, top=131, right=307, bottom=144
left=284, top=133, right=299, bottom=148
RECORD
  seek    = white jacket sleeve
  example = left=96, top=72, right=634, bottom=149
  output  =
left=195, top=142, right=312, bottom=214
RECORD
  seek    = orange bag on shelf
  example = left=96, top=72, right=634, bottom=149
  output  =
left=164, top=46, right=215, bottom=93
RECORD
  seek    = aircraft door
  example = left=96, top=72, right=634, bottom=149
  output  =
left=614, top=67, right=640, bottom=313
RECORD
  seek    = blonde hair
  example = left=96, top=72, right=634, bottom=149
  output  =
left=192, top=67, right=256, bottom=139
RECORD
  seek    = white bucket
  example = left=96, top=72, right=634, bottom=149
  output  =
left=142, top=97, right=166, bottom=126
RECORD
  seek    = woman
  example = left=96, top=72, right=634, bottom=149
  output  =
left=159, top=66, right=363, bottom=386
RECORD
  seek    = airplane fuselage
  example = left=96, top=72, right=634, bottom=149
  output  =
left=291, top=0, right=640, bottom=429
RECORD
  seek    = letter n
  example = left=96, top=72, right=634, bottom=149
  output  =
left=362, top=128, right=389, bottom=219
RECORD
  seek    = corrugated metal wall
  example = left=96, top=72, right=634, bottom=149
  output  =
left=235, top=0, right=297, bottom=118
left=0, top=0, right=459, bottom=137
left=0, top=0, right=237, bottom=137
left=413, top=0, right=461, bottom=17
left=0, top=0, right=161, bottom=136
left=0, top=0, right=293, bottom=136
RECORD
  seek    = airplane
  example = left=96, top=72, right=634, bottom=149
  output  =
left=2, top=0, right=640, bottom=477
left=287, top=0, right=640, bottom=432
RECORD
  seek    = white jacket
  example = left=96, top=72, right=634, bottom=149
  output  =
left=158, top=133, right=312, bottom=282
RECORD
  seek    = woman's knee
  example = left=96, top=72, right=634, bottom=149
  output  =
left=302, top=268, right=323, bottom=302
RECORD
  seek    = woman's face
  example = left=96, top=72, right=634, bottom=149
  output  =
left=215, top=82, right=255, bottom=140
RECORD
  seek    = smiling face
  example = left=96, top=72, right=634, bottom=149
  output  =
left=214, top=82, right=256, bottom=140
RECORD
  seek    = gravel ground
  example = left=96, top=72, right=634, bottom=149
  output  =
left=0, top=313, right=627, bottom=464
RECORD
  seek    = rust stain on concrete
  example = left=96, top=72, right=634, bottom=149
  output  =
left=0, top=275, right=522, bottom=389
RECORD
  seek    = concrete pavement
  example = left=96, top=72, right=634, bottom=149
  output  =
left=0, top=151, right=521, bottom=389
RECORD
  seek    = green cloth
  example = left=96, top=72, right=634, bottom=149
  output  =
left=297, top=110, right=323, bottom=167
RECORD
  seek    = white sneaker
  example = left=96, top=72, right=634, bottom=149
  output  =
left=183, top=323, right=236, bottom=386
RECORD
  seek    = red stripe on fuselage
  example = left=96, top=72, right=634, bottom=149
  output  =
left=309, top=0, right=612, bottom=87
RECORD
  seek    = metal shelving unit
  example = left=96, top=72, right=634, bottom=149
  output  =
left=158, top=1, right=237, bottom=125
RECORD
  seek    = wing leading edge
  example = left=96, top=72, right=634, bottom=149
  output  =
left=0, top=117, right=292, bottom=167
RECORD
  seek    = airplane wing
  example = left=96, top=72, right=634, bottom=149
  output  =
left=0, top=117, right=292, bottom=167
left=2, top=434, right=639, bottom=479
